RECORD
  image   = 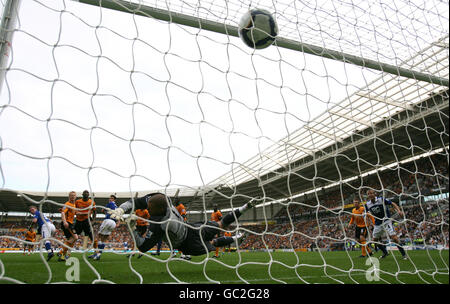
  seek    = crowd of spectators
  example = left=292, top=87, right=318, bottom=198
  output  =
left=238, top=200, right=449, bottom=251
left=274, top=153, right=449, bottom=221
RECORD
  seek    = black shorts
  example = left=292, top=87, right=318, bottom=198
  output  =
left=61, top=222, right=76, bottom=239
left=74, top=220, right=93, bottom=239
left=355, top=226, right=368, bottom=240
left=135, top=225, right=148, bottom=236
left=178, top=221, right=220, bottom=256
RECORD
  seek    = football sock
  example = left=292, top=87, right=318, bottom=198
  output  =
left=45, top=241, right=52, bottom=253
left=83, top=236, right=88, bottom=249
left=156, top=240, right=162, bottom=253
left=98, top=242, right=105, bottom=255
left=215, top=247, right=219, bottom=257
left=397, top=245, right=406, bottom=256
left=221, top=202, right=255, bottom=227
left=221, top=209, right=242, bottom=227
left=238, top=204, right=251, bottom=214
left=62, top=242, right=69, bottom=255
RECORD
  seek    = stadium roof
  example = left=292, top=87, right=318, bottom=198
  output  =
left=208, top=36, right=449, bottom=188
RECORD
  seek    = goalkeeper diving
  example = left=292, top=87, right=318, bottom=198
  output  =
left=108, top=193, right=259, bottom=256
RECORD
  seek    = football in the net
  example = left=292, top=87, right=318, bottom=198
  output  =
left=238, top=9, right=278, bottom=49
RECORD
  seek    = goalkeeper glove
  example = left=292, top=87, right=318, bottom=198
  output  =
left=125, top=213, right=138, bottom=230
left=108, top=207, right=125, bottom=221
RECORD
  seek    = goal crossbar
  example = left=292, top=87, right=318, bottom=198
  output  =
left=76, top=0, right=449, bottom=87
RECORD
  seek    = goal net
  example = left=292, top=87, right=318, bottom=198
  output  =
left=0, top=0, right=448, bottom=284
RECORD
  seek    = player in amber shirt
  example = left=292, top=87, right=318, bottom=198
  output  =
left=211, top=205, right=222, bottom=222
left=135, top=208, right=150, bottom=236
left=349, top=198, right=375, bottom=257
left=131, top=208, right=151, bottom=259
left=58, top=191, right=79, bottom=261
left=223, top=231, right=232, bottom=254
left=175, top=200, right=187, bottom=222
left=75, top=190, right=97, bottom=250
left=24, top=227, right=36, bottom=255
left=211, top=205, right=223, bottom=258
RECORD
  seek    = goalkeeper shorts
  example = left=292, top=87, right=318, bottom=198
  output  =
left=178, top=221, right=219, bottom=256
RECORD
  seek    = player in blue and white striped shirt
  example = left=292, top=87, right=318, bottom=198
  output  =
left=365, top=189, right=407, bottom=260
left=29, top=206, right=56, bottom=261
left=89, top=194, right=119, bottom=260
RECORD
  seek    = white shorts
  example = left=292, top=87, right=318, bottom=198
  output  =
left=41, top=222, right=56, bottom=239
left=372, top=220, right=396, bottom=239
left=99, top=219, right=116, bottom=236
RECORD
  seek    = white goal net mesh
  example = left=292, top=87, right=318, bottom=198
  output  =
left=0, top=0, right=448, bottom=284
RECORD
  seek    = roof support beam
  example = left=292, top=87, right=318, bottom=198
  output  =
left=356, top=93, right=415, bottom=111
left=329, top=111, right=372, bottom=127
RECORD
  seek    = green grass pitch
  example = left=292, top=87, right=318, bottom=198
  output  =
left=0, top=250, right=448, bottom=284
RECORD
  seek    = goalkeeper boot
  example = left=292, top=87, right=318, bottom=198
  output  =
left=246, top=197, right=261, bottom=210
left=88, top=253, right=97, bottom=259
left=58, top=254, right=66, bottom=262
